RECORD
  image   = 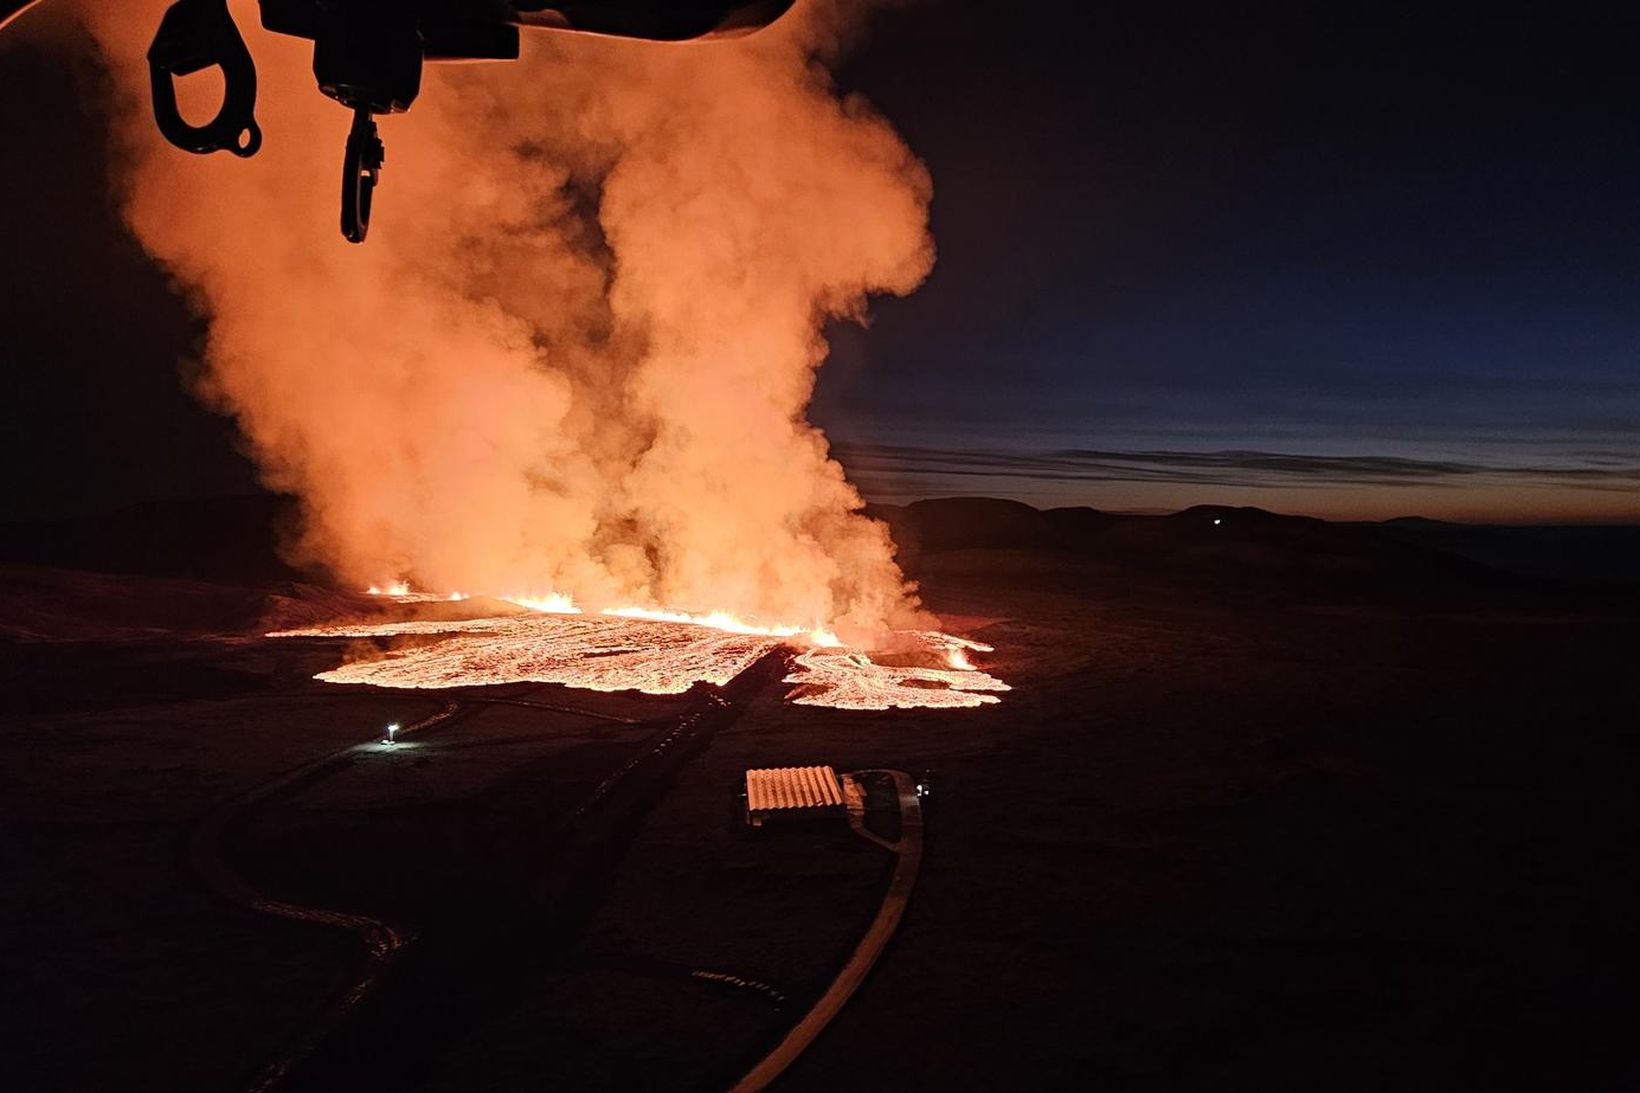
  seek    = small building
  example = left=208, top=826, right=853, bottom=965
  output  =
left=744, top=765, right=846, bottom=827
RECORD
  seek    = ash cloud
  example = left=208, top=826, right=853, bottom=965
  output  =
left=71, top=0, right=932, bottom=642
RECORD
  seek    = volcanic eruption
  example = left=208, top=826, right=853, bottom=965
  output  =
left=66, top=0, right=1006, bottom=708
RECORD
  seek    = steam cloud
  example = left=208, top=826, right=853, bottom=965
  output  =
left=70, top=0, right=933, bottom=642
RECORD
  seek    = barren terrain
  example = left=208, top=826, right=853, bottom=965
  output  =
left=2, top=500, right=1636, bottom=1090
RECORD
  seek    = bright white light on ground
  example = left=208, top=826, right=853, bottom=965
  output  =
left=384, top=722, right=399, bottom=746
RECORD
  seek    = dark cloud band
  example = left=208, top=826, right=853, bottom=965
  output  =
left=833, top=442, right=1640, bottom=494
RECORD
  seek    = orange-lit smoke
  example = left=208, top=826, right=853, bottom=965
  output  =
left=68, top=0, right=933, bottom=643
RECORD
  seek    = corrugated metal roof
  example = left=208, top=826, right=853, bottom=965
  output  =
left=746, top=765, right=844, bottom=813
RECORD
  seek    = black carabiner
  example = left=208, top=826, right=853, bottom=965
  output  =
left=341, top=107, right=384, bottom=244
left=147, top=0, right=261, bottom=157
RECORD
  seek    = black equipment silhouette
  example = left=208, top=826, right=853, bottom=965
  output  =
left=0, top=1, right=795, bottom=243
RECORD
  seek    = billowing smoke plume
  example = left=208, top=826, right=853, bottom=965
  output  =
left=70, top=0, right=933, bottom=641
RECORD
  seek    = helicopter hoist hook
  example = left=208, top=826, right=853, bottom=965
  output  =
left=146, top=0, right=260, bottom=158
left=140, top=1, right=798, bottom=243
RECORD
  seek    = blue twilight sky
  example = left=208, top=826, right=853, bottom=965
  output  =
left=809, top=1, right=1640, bottom=520
left=1, top=1, right=1637, bottom=522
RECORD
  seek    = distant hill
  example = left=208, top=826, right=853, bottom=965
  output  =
left=1363, top=519, right=1640, bottom=585
left=1, top=493, right=1634, bottom=591
left=0, top=561, right=365, bottom=643
left=0, top=494, right=301, bottom=583
left=868, top=498, right=1640, bottom=587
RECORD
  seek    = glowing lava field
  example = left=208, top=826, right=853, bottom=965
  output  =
left=272, top=601, right=1009, bottom=711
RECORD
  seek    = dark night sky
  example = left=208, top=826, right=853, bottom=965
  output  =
left=3, top=1, right=1639, bottom=521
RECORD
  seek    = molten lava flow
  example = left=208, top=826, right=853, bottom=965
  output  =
left=602, top=606, right=841, bottom=647
left=276, top=613, right=782, bottom=694
left=784, top=649, right=1008, bottom=710
left=274, top=595, right=1007, bottom=709
left=363, top=582, right=837, bottom=641
left=784, top=632, right=1009, bottom=710
left=500, top=593, right=580, bottom=614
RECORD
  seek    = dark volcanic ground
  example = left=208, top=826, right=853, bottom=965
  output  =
left=1, top=499, right=1637, bottom=1090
